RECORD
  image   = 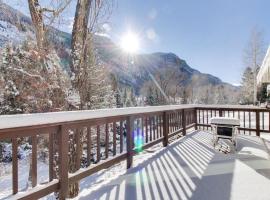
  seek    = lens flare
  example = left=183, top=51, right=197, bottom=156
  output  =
left=120, top=31, right=140, bottom=53
left=134, top=129, right=144, bottom=153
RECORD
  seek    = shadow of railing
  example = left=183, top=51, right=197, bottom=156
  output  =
left=77, top=131, right=228, bottom=200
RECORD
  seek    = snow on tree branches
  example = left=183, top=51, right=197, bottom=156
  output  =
left=0, top=41, right=69, bottom=114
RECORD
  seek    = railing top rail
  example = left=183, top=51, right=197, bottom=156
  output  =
left=0, top=105, right=195, bottom=131
left=195, top=104, right=267, bottom=111
left=0, top=104, right=267, bottom=132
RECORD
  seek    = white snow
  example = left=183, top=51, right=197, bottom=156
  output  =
left=72, top=131, right=270, bottom=200
left=0, top=157, right=49, bottom=199
left=210, top=117, right=240, bottom=126
left=0, top=105, right=196, bottom=130
left=0, top=20, right=31, bottom=46
left=1, top=130, right=270, bottom=199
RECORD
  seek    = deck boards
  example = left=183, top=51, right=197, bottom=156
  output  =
left=78, top=131, right=270, bottom=200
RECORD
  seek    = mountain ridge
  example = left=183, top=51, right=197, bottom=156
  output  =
left=0, top=2, right=240, bottom=104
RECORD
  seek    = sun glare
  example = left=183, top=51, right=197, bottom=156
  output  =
left=120, top=31, right=140, bottom=53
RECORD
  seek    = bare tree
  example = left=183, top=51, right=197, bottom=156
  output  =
left=67, top=0, right=115, bottom=197
left=70, top=0, right=114, bottom=88
left=27, top=0, right=72, bottom=50
left=142, top=66, right=185, bottom=105
left=243, top=28, right=266, bottom=104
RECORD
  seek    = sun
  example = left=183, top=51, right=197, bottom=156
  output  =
left=120, top=31, right=140, bottom=53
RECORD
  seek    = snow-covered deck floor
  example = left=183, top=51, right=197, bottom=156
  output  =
left=76, top=131, right=270, bottom=200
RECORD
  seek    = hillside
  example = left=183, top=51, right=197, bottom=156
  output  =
left=0, top=2, right=240, bottom=104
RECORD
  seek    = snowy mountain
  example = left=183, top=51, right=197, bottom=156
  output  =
left=0, top=2, right=240, bottom=104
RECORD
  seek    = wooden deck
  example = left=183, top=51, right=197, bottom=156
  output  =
left=1, top=105, right=270, bottom=199
left=78, top=131, right=270, bottom=200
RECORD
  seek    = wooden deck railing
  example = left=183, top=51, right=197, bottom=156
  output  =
left=0, top=105, right=269, bottom=199
left=196, top=105, right=270, bottom=136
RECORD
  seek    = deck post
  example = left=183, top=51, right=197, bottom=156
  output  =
left=59, top=125, right=69, bottom=200
left=163, top=112, right=169, bottom=147
left=256, top=111, right=260, bottom=137
left=182, top=109, right=186, bottom=136
left=126, top=116, right=134, bottom=169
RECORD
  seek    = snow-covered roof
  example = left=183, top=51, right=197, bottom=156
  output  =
left=257, top=46, right=270, bottom=85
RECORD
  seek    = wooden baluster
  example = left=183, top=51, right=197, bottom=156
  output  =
left=189, top=111, right=192, bottom=125
left=150, top=117, right=153, bottom=141
left=194, top=108, right=197, bottom=130
left=206, top=110, right=209, bottom=130
left=155, top=116, right=158, bottom=138
left=174, top=113, right=177, bottom=131
left=174, top=113, right=176, bottom=131
left=172, top=113, right=175, bottom=132
left=163, top=112, right=169, bottom=147
left=189, top=111, right=191, bottom=126
left=96, top=125, right=101, bottom=162
left=169, top=114, right=171, bottom=133
left=180, top=111, right=182, bottom=128
left=105, top=123, right=109, bottom=158
left=113, top=122, right=117, bottom=156
left=249, top=112, right=251, bottom=135
left=269, top=111, right=270, bottom=132
left=161, top=114, right=164, bottom=136
left=177, top=112, right=180, bottom=130
left=49, top=133, right=54, bottom=181
left=256, top=111, right=260, bottom=137
left=12, top=138, right=18, bottom=194
left=197, top=109, right=201, bottom=129
left=238, top=111, right=241, bottom=134
left=145, top=117, right=148, bottom=143
left=244, top=111, right=246, bottom=135
left=32, top=135, right=37, bottom=187
left=172, top=113, right=174, bottom=132
left=219, top=109, right=222, bottom=117
left=75, top=128, right=82, bottom=170
left=262, top=112, right=265, bottom=130
left=153, top=117, right=156, bottom=140
left=160, top=114, right=163, bottom=137
left=210, top=110, right=213, bottom=131
left=156, top=115, right=159, bottom=138
left=87, top=126, right=92, bottom=166
left=126, top=116, right=134, bottom=169
left=202, top=110, right=205, bottom=130
left=120, top=121, right=123, bottom=153
left=155, top=115, right=158, bottom=139
left=141, top=117, right=145, bottom=142
left=182, top=110, right=186, bottom=136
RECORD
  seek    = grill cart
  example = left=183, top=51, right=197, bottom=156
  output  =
left=210, top=117, right=240, bottom=150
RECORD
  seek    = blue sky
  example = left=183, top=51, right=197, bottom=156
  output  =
left=6, top=0, right=270, bottom=85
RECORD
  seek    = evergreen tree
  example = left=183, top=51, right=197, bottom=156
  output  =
left=0, top=42, right=69, bottom=114
left=130, top=88, right=137, bottom=107
left=76, top=35, right=116, bottom=110
left=146, top=86, right=155, bottom=106
left=122, top=88, right=128, bottom=107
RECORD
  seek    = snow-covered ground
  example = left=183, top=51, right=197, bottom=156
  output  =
left=0, top=20, right=31, bottom=46
left=1, top=130, right=270, bottom=200
left=71, top=131, right=270, bottom=200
